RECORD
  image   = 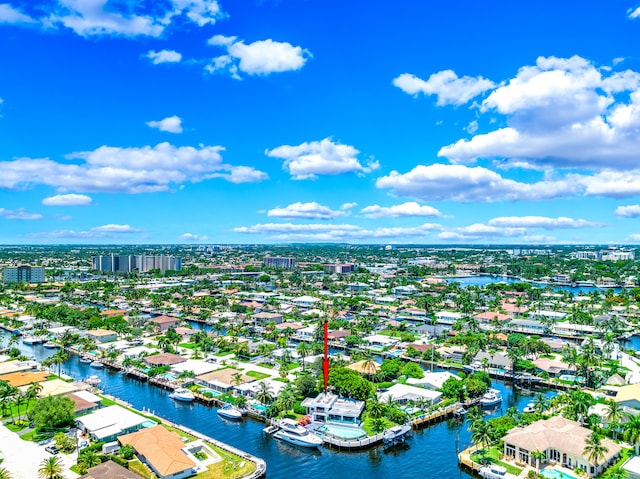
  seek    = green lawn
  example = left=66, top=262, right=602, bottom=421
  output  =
left=199, top=444, right=256, bottom=479
left=361, top=416, right=394, bottom=436
left=245, top=371, right=270, bottom=380
left=470, top=447, right=522, bottom=476
left=256, top=362, right=274, bottom=369
left=128, top=459, right=157, bottom=479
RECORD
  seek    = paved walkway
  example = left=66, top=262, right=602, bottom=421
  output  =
left=0, top=423, right=79, bottom=479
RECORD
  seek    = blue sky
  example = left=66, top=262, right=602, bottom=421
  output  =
left=2, top=1, right=640, bottom=245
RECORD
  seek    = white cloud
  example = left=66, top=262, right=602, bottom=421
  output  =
left=147, top=115, right=183, bottom=133
left=0, top=207, right=43, bottom=220
left=179, top=233, right=208, bottom=241
left=234, top=222, right=442, bottom=241
left=376, top=163, right=576, bottom=202
left=628, top=7, right=640, bottom=19
left=437, top=56, right=640, bottom=170
left=267, top=202, right=347, bottom=220
left=615, top=205, right=640, bottom=217
left=42, top=193, right=93, bottom=206
left=0, top=3, right=35, bottom=23
left=393, top=70, right=495, bottom=105
left=266, top=138, right=379, bottom=180
left=487, top=216, right=604, bottom=229
left=360, top=202, right=443, bottom=218
left=341, top=202, right=357, bottom=210
left=465, top=120, right=479, bottom=134
left=0, top=142, right=266, bottom=193
left=207, top=36, right=311, bottom=77
left=146, top=50, right=182, bottom=65
left=171, top=0, right=224, bottom=26
left=579, top=170, right=640, bottom=198
left=629, top=234, right=640, bottom=241
left=92, top=224, right=141, bottom=233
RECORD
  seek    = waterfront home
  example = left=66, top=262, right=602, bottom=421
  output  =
left=291, top=295, right=320, bottom=309
left=84, top=329, right=118, bottom=343
left=540, top=337, right=567, bottom=352
left=532, top=358, right=573, bottom=378
left=235, top=378, right=286, bottom=399
left=363, top=334, right=400, bottom=348
left=79, top=459, right=143, bottom=479
left=292, top=325, right=315, bottom=341
left=474, top=311, right=511, bottom=326
left=301, top=391, right=365, bottom=425
left=252, top=311, right=283, bottom=325
left=378, top=383, right=442, bottom=406
left=119, top=425, right=196, bottom=479
left=346, top=360, right=380, bottom=375
left=195, top=367, right=254, bottom=393
left=437, top=345, right=466, bottom=362
left=0, top=370, right=49, bottom=387
left=170, top=359, right=218, bottom=377
left=554, top=322, right=596, bottom=338
left=149, top=315, right=180, bottom=332
left=508, top=319, right=547, bottom=335
left=0, top=359, right=38, bottom=376
left=144, top=353, right=187, bottom=367
left=66, top=392, right=100, bottom=416
left=406, top=371, right=461, bottom=390
left=502, top=416, right=620, bottom=477
left=472, top=352, right=512, bottom=371
left=77, top=405, right=155, bottom=443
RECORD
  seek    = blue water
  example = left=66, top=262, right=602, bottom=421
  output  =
left=448, top=275, right=623, bottom=294
left=7, top=332, right=556, bottom=479
left=318, top=423, right=367, bottom=439
left=541, top=466, right=580, bottom=479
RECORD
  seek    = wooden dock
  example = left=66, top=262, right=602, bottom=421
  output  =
left=410, top=404, right=460, bottom=428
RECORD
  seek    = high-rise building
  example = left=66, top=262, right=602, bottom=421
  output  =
left=264, top=256, right=296, bottom=269
left=2, top=265, right=46, bottom=283
left=91, top=254, right=182, bottom=273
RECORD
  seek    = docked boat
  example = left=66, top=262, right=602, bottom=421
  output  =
left=89, top=360, right=104, bottom=368
left=382, top=425, right=411, bottom=446
left=43, top=341, right=59, bottom=349
left=169, top=387, right=195, bottom=402
left=480, top=388, right=502, bottom=407
left=217, top=404, right=243, bottom=420
left=271, top=418, right=323, bottom=448
left=79, top=356, right=92, bottom=363
left=523, top=402, right=535, bottom=413
left=85, top=375, right=101, bottom=386
left=22, top=336, right=43, bottom=345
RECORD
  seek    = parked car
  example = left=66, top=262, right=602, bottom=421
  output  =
left=44, top=445, right=59, bottom=455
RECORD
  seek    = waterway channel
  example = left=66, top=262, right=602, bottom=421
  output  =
left=2, top=331, right=561, bottom=479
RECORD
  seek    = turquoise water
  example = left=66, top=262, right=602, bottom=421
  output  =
left=252, top=404, right=267, bottom=412
left=558, top=374, right=585, bottom=382
left=318, top=423, right=367, bottom=439
left=142, top=420, right=157, bottom=428
left=161, top=373, right=176, bottom=380
left=200, top=388, right=221, bottom=396
left=541, top=467, right=580, bottom=479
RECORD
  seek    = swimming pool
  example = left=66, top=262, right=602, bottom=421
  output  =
left=252, top=404, right=267, bottom=412
left=318, top=423, right=367, bottom=440
left=558, top=374, right=585, bottom=382
left=541, top=467, right=580, bottom=479
left=199, top=388, right=221, bottom=396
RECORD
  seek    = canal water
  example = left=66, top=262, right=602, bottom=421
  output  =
left=448, top=275, right=623, bottom=294
left=5, top=332, right=556, bottom=479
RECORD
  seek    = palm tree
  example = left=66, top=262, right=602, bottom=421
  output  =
left=583, top=432, right=608, bottom=472
left=297, top=342, right=311, bottom=371
left=533, top=393, right=548, bottom=415
left=77, top=449, right=101, bottom=474
left=624, top=413, right=640, bottom=455
left=255, top=381, right=274, bottom=406
left=603, top=464, right=629, bottom=479
left=50, top=350, right=68, bottom=377
left=470, top=418, right=493, bottom=452
left=605, top=399, right=625, bottom=440
left=0, top=467, right=13, bottom=479
left=231, top=372, right=244, bottom=387
left=38, top=456, right=64, bottom=479
left=25, top=382, right=43, bottom=415
left=367, top=394, right=386, bottom=419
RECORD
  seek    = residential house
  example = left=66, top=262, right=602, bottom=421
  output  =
left=435, top=311, right=462, bottom=325
left=85, top=329, right=118, bottom=343
left=79, top=460, right=143, bottom=479
left=508, top=319, right=547, bottom=335
left=614, top=383, right=640, bottom=409
left=378, top=383, right=442, bottom=406
left=118, top=425, right=196, bottom=479
left=252, top=311, right=283, bottom=326
left=301, top=392, right=365, bottom=425
left=195, top=368, right=254, bottom=393
left=406, top=371, right=461, bottom=391
left=144, top=353, right=187, bottom=367
left=149, top=315, right=180, bottom=333
left=77, top=405, right=155, bottom=443
left=502, top=416, right=620, bottom=477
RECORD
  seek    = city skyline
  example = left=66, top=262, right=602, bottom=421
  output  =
left=2, top=1, right=640, bottom=245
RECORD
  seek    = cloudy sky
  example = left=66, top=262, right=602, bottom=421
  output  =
left=2, top=1, right=640, bottom=245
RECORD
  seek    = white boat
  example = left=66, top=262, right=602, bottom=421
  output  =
left=43, top=341, right=59, bottom=349
left=79, top=356, right=92, bottom=363
left=22, top=336, right=43, bottom=345
left=272, top=418, right=323, bottom=448
left=480, top=388, right=502, bottom=407
left=479, top=464, right=513, bottom=479
left=382, top=425, right=411, bottom=446
left=85, top=375, right=101, bottom=386
left=169, top=387, right=195, bottom=402
left=217, top=404, right=243, bottom=420
left=89, top=360, right=104, bottom=368
left=523, top=402, right=535, bottom=413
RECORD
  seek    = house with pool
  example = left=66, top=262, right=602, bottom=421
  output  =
left=502, top=416, right=620, bottom=478
left=301, top=392, right=365, bottom=425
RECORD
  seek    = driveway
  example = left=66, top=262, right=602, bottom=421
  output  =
left=0, top=423, right=79, bottom=479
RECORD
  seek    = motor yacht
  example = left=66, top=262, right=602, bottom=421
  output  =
left=272, top=418, right=323, bottom=448
left=480, top=388, right=502, bottom=407
left=217, top=404, right=243, bottom=420
left=89, top=360, right=104, bottom=368
left=169, top=387, right=195, bottom=402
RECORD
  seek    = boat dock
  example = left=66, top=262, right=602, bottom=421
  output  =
left=410, top=404, right=461, bottom=428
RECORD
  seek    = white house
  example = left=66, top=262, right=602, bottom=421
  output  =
left=378, top=383, right=442, bottom=406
